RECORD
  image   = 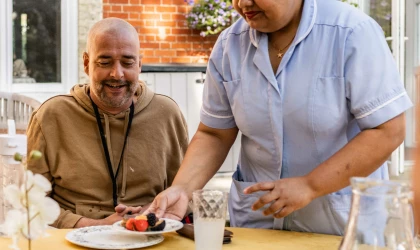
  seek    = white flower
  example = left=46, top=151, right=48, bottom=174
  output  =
left=35, top=197, right=60, bottom=225
left=3, top=210, right=25, bottom=236
left=28, top=170, right=52, bottom=193
left=1, top=168, right=59, bottom=241
left=4, top=184, right=24, bottom=209
left=25, top=170, right=52, bottom=207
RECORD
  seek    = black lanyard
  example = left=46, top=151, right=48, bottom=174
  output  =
left=90, top=97, right=134, bottom=207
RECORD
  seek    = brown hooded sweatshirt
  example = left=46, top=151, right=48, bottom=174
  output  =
left=27, top=82, right=188, bottom=228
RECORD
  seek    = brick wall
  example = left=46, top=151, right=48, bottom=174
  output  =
left=103, top=0, right=218, bottom=64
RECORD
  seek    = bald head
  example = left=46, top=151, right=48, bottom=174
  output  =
left=83, top=17, right=141, bottom=115
left=86, top=18, right=140, bottom=54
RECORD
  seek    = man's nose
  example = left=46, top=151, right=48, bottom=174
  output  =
left=110, top=63, right=123, bottom=79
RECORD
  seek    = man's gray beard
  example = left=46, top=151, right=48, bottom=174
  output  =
left=95, top=80, right=137, bottom=108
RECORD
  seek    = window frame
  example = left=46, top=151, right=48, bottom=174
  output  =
left=0, top=0, right=78, bottom=93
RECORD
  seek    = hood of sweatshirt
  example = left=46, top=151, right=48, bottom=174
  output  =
left=71, top=80, right=154, bottom=118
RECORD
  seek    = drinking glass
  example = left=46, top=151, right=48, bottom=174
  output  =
left=193, top=190, right=228, bottom=250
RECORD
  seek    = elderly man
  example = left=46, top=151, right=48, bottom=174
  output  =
left=27, top=18, right=188, bottom=228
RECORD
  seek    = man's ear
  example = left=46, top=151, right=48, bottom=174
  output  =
left=83, top=52, right=90, bottom=75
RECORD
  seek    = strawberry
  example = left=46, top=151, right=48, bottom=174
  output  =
left=134, top=219, right=149, bottom=232
left=125, top=218, right=136, bottom=231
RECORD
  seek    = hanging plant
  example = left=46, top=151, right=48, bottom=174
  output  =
left=185, top=0, right=238, bottom=37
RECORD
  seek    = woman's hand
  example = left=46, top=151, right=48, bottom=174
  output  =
left=142, top=185, right=190, bottom=220
left=243, top=176, right=317, bottom=218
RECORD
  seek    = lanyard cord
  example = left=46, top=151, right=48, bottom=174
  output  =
left=90, top=97, right=134, bottom=207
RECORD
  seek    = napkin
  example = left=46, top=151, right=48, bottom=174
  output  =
left=176, top=224, right=233, bottom=244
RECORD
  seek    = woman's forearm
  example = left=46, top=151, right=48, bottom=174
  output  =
left=307, top=113, right=405, bottom=198
left=172, top=123, right=239, bottom=198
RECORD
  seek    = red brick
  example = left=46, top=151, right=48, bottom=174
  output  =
left=172, top=43, right=192, bottom=49
left=156, top=21, right=176, bottom=27
left=144, top=20, right=155, bottom=26
left=172, top=57, right=192, bottom=63
left=141, top=27, right=159, bottom=34
left=142, top=50, right=155, bottom=57
left=129, top=13, right=140, bottom=19
left=177, top=36, right=187, bottom=42
left=144, top=6, right=155, bottom=12
left=143, top=57, right=161, bottom=63
left=123, top=6, right=142, bottom=12
left=108, top=12, right=129, bottom=19
left=103, top=5, right=111, bottom=12
left=111, top=5, right=122, bottom=11
left=161, top=35, right=176, bottom=42
left=142, top=13, right=161, bottom=20
left=156, top=6, right=177, bottom=12
left=155, top=50, right=176, bottom=57
left=172, top=13, right=187, bottom=21
left=109, top=0, right=129, bottom=4
left=144, top=35, right=156, bottom=41
left=162, top=14, right=171, bottom=20
left=187, top=36, right=205, bottom=42
left=161, top=57, right=172, bottom=63
left=202, top=43, right=215, bottom=50
left=177, top=20, right=188, bottom=27
left=176, top=50, right=191, bottom=57
left=142, top=42, right=160, bottom=49
left=160, top=43, right=171, bottom=49
left=177, top=6, right=190, bottom=13
left=130, top=0, right=140, bottom=3
left=141, top=0, right=161, bottom=4
left=128, top=20, right=143, bottom=27
left=162, top=0, right=172, bottom=4
left=192, top=43, right=204, bottom=49
left=172, top=0, right=186, bottom=4
left=171, top=28, right=192, bottom=35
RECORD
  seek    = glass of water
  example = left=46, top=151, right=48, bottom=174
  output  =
left=193, top=190, right=228, bottom=250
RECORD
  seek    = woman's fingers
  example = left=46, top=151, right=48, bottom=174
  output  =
left=262, top=198, right=286, bottom=216
left=143, top=197, right=168, bottom=219
left=243, top=182, right=275, bottom=194
left=273, top=206, right=293, bottom=218
left=251, top=191, right=279, bottom=211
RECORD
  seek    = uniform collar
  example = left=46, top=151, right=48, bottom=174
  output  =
left=249, top=0, right=317, bottom=49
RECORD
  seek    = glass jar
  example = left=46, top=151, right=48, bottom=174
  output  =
left=339, top=177, right=415, bottom=250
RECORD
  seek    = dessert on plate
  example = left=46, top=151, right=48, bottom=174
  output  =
left=121, top=213, right=166, bottom=232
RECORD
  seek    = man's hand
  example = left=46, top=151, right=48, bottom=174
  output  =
left=114, top=204, right=143, bottom=216
left=243, top=176, right=317, bottom=218
left=142, top=185, right=190, bottom=220
left=74, top=204, right=143, bottom=228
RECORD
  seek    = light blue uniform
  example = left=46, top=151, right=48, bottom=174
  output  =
left=200, top=0, right=413, bottom=235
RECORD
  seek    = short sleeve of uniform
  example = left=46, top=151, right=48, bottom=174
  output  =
left=200, top=36, right=237, bottom=129
left=345, top=18, right=412, bottom=130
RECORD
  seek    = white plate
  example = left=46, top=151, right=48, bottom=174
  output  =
left=65, top=225, right=163, bottom=249
left=112, top=218, right=183, bottom=235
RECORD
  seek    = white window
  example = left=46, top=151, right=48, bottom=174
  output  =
left=0, top=0, right=78, bottom=95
